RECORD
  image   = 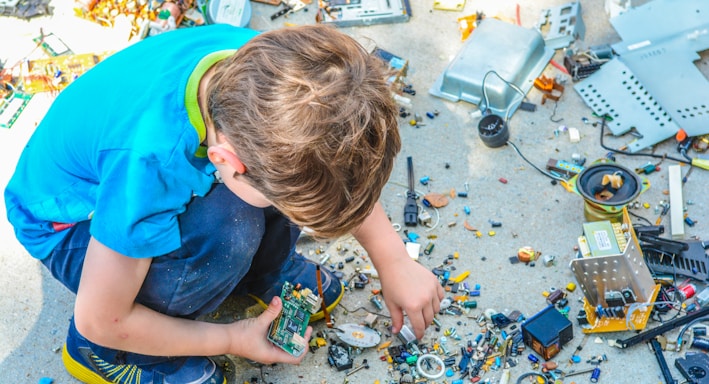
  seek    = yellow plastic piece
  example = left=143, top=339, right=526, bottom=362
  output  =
left=643, top=202, right=650, bottom=209
left=488, top=231, right=496, bottom=236
left=377, top=340, right=392, bottom=351
left=566, top=282, right=577, bottom=292
left=453, top=251, right=460, bottom=259
left=451, top=271, right=470, bottom=283
left=542, top=291, right=550, bottom=297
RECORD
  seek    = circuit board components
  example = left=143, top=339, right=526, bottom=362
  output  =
left=268, top=281, right=321, bottom=357
left=569, top=209, right=661, bottom=333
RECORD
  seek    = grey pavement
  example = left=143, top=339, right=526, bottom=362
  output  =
left=2, top=0, right=709, bottom=383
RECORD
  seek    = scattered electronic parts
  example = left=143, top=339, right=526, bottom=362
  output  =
left=327, top=343, right=353, bottom=371
left=317, top=0, right=412, bottom=27
left=0, top=0, right=52, bottom=19
left=521, top=305, right=573, bottom=360
left=416, top=354, right=445, bottom=380
left=533, top=75, right=565, bottom=104
left=675, top=353, right=709, bottom=384
left=615, top=306, right=709, bottom=349
left=0, top=92, right=32, bottom=129
left=403, top=156, right=418, bottom=227
left=268, top=281, right=321, bottom=357
left=640, top=236, right=709, bottom=282
left=20, top=51, right=112, bottom=94
left=569, top=209, right=661, bottom=333
left=33, top=32, right=72, bottom=56
left=334, top=323, right=381, bottom=348
left=396, top=324, right=418, bottom=346
left=432, top=0, right=464, bottom=12
left=535, top=1, right=585, bottom=50
left=546, top=158, right=584, bottom=178
left=371, top=46, right=408, bottom=92
left=563, top=44, right=612, bottom=81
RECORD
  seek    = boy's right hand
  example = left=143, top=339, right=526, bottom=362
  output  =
left=228, top=296, right=312, bottom=365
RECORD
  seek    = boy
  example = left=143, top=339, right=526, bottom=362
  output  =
left=4, top=24, right=443, bottom=383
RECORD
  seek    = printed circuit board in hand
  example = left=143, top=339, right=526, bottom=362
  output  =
left=268, top=281, right=321, bottom=356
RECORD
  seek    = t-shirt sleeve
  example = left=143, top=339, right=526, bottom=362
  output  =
left=90, top=148, right=196, bottom=258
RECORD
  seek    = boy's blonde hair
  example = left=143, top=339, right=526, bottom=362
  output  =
left=207, top=24, right=401, bottom=238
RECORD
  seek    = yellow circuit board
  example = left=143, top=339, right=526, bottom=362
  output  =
left=20, top=51, right=113, bottom=94
left=580, top=283, right=661, bottom=333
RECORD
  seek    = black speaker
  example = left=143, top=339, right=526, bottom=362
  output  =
left=576, top=162, right=642, bottom=207
left=477, top=114, right=509, bottom=148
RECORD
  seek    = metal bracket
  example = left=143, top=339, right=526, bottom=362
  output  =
left=536, top=1, right=586, bottom=50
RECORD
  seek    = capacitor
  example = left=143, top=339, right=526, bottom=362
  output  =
left=528, top=354, right=539, bottom=363
left=370, top=295, right=384, bottom=310
left=678, top=284, right=697, bottom=302
left=473, top=333, right=483, bottom=346
left=423, top=242, right=435, bottom=255
left=590, top=367, right=601, bottom=383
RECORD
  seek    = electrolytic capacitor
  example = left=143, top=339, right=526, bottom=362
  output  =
left=590, top=367, right=601, bottom=383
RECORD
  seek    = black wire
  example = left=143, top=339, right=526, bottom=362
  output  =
left=627, top=209, right=653, bottom=226
left=337, top=303, right=392, bottom=318
left=506, top=141, right=565, bottom=182
left=549, top=100, right=563, bottom=123
left=597, top=115, right=690, bottom=164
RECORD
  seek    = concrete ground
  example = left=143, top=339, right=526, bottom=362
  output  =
left=2, top=0, right=708, bottom=383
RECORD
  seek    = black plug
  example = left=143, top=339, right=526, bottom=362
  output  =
left=404, top=156, right=418, bottom=226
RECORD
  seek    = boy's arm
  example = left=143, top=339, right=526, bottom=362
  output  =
left=74, top=236, right=310, bottom=364
left=352, top=202, right=444, bottom=339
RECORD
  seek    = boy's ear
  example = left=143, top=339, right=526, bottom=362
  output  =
left=207, top=145, right=247, bottom=175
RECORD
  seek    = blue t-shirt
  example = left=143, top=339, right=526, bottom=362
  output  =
left=4, top=24, right=259, bottom=259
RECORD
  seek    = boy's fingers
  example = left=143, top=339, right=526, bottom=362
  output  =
left=261, top=296, right=282, bottom=322
left=389, top=306, right=404, bottom=334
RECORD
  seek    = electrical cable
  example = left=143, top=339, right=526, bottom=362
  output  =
left=628, top=209, right=653, bottom=226
left=480, top=70, right=527, bottom=122
left=597, top=115, right=690, bottom=165
left=506, top=141, right=566, bottom=182
left=676, top=316, right=709, bottom=351
left=337, top=303, right=392, bottom=319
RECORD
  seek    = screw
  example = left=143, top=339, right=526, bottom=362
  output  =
left=346, top=359, right=370, bottom=376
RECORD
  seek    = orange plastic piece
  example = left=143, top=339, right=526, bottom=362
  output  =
left=676, top=128, right=688, bottom=142
left=457, top=13, right=483, bottom=41
left=533, top=75, right=566, bottom=104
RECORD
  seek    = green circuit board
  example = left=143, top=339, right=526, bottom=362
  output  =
left=268, top=281, right=321, bottom=356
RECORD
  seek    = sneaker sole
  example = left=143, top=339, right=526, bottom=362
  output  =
left=249, top=281, right=344, bottom=322
left=62, top=344, right=226, bottom=384
left=63, top=344, right=112, bottom=384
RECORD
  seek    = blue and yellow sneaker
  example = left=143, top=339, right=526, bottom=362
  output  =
left=248, top=252, right=344, bottom=322
left=62, top=318, right=225, bottom=384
